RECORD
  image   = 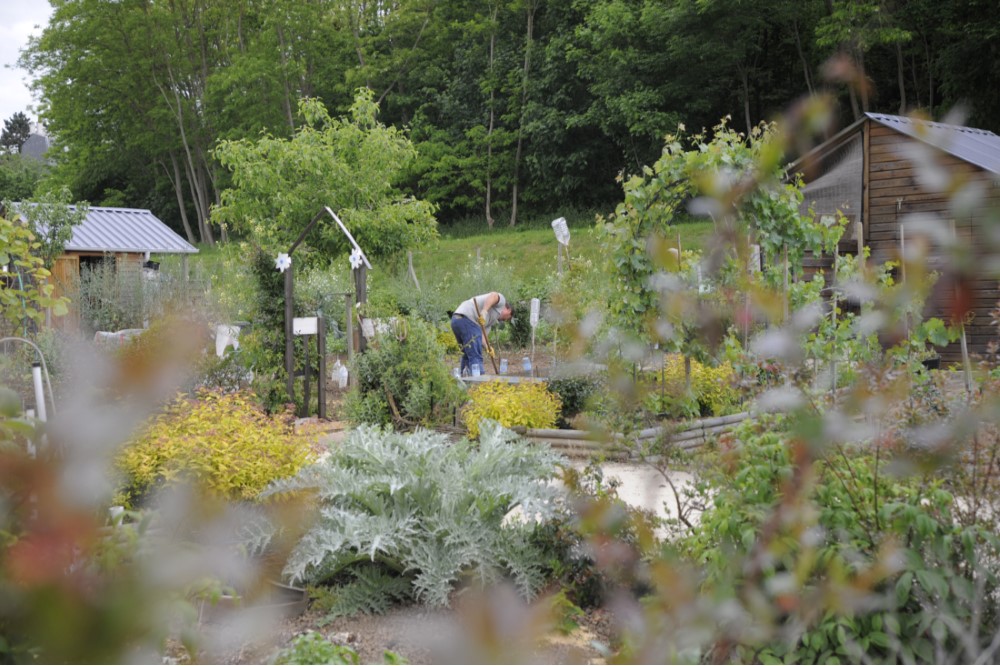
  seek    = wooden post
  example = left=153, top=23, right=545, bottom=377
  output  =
left=301, top=334, right=311, bottom=418
left=182, top=255, right=189, bottom=281
left=855, top=218, right=864, bottom=269
left=344, top=292, right=355, bottom=385
left=354, top=265, right=368, bottom=352
left=783, top=243, right=789, bottom=322
left=831, top=246, right=839, bottom=396
left=318, top=316, right=327, bottom=419
left=900, top=226, right=909, bottom=341
left=557, top=243, right=563, bottom=276
left=950, top=220, right=973, bottom=394
left=284, top=268, right=295, bottom=399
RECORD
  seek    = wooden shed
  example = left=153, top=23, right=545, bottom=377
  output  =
left=14, top=205, right=198, bottom=331
left=791, top=112, right=1000, bottom=362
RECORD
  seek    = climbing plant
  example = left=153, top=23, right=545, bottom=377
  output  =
left=601, top=119, right=841, bottom=345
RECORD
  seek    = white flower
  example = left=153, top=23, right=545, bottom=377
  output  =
left=349, top=247, right=364, bottom=270
left=275, top=253, right=292, bottom=273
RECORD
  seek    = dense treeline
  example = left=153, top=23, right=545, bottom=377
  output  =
left=14, top=0, right=1000, bottom=242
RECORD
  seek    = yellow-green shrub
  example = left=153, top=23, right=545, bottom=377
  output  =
left=462, top=381, right=561, bottom=439
left=644, top=354, right=739, bottom=418
left=115, top=390, right=315, bottom=507
left=436, top=326, right=461, bottom=355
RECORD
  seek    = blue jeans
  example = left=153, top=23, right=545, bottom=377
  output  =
left=451, top=315, right=482, bottom=376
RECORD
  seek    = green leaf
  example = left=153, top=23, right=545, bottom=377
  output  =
left=896, top=571, right=913, bottom=608
left=930, top=619, right=947, bottom=643
left=916, top=569, right=947, bottom=599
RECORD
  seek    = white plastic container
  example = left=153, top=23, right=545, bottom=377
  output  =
left=551, top=217, right=570, bottom=245
left=332, top=359, right=349, bottom=389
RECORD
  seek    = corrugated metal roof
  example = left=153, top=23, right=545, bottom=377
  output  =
left=15, top=205, right=199, bottom=255
left=866, top=112, right=1000, bottom=175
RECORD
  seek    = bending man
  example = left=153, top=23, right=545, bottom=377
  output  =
left=450, top=292, right=512, bottom=376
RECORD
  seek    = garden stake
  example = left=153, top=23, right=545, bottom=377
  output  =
left=472, top=296, right=501, bottom=374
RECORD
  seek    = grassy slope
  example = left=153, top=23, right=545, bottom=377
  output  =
left=409, top=220, right=715, bottom=287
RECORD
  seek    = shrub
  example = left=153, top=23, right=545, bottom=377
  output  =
left=115, top=390, right=315, bottom=507
left=676, top=416, right=1000, bottom=664
left=346, top=315, right=464, bottom=427
left=258, top=423, right=564, bottom=611
left=641, top=354, right=739, bottom=418
left=546, top=374, right=604, bottom=428
left=462, top=381, right=561, bottom=438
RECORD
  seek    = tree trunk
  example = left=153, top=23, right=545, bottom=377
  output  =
left=896, top=42, right=906, bottom=113
left=156, top=64, right=214, bottom=246
left=924, top=35, right=934, bottom=112
left=857, top=49, right=869, bottom=112
left=485, top=2, right=498, bottom=230
left=792, top=19, right=814, bottom=95
left=509, top=0, right=538, bottom=228
left=276, top=24, right=297, bottom=132
left=741, top=68, right=752, bottom=133
left=164, top=153, right=196, bottom=245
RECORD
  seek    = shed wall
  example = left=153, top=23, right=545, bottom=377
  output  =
left=866, top=123, right=1000, bottom=362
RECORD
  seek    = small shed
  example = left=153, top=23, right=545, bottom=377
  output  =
left=790, top=112, right=1000, bottom=362
left=15, top=204, right=198, bottom=330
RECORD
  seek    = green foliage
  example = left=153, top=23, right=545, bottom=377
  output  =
left=310, top=564, right=412, bottom=621
left=601, top=120, right=840, bottom=345
left=115, top=390, right=314, bottom=507
left=462, top=381, right=562, bottom=439
left=0, top=153, right=45, bottom=202
left=10, top=190, right=89, bottom=269
left=679, top=416, right=1000, bottom=663
left=74, top=259, right=143, bottom=332
left=346, top=315, right=464, bottom=428
left=0, top=212, right=68, bottom=331
left=214, top=91, right=438, bottom=261
left=641, top=354, right=739, bottom=419
left=272, top=631, right=362, bottom=665
left=546, top=374, right=604, bottom=428
left=0, top=112, right=32, bottom=155
left=261, top=423, right=564, bottom=608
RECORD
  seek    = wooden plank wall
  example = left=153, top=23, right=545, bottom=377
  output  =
left=866, top=121, right=1000, bottom=363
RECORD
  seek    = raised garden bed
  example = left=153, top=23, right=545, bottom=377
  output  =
left=511, top=411, right=750, bottom=460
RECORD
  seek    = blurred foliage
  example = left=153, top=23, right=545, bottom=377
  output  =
left=462, top=381, right=561, bottom=439
left=272, top=631, right=363, bottom=665
left=115, top=390, right=314, bottom=508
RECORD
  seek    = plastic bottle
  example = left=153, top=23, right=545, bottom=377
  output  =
left=332, top=359, right=349, bottom=389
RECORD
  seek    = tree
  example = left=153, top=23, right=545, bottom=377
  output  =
left=0, top=154, right=45, bottom=202
left=213, top=91, right=437, bottom=261
left=0, top=112, right=32, bottom=155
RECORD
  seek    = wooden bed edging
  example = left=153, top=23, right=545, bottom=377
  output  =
left=514, top=411, right=751, bottom=459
